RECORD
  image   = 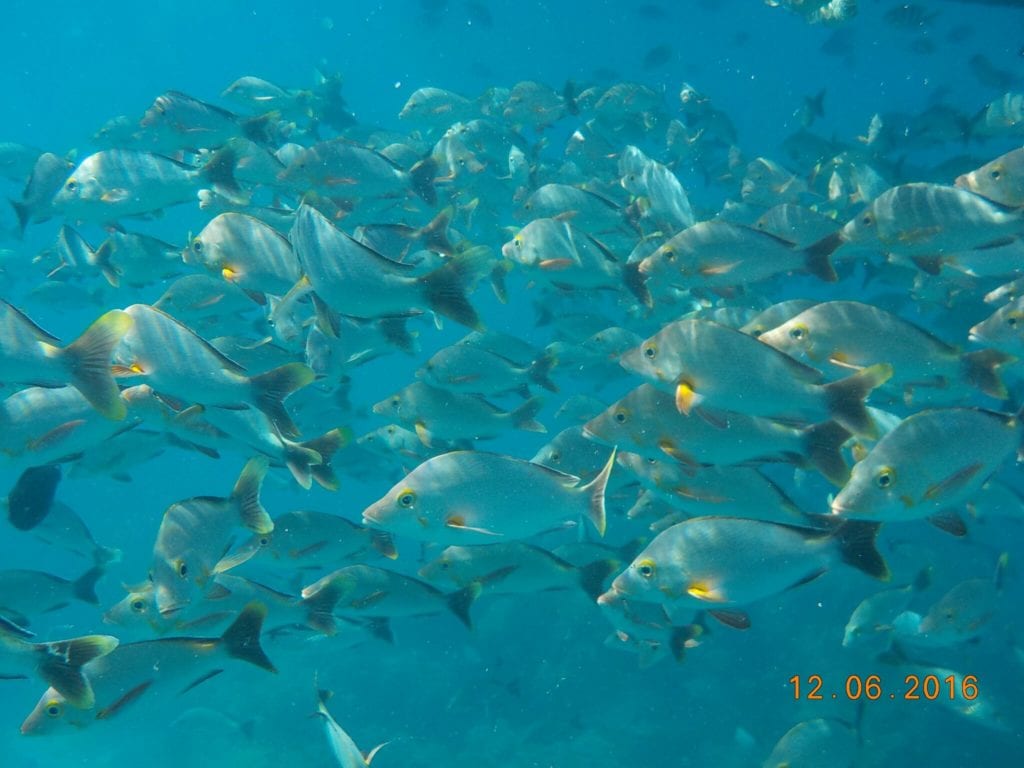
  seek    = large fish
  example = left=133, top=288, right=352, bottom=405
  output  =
left=115, top=304, right=313, bottom=439
left=598, top=516, right=888, bottom=628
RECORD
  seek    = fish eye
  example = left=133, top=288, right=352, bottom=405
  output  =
left=65, top=179, right=78, bottom=193
left=398, top=489, right=417, bottom=507
left=45, top=701, right=62, bottom=718
left=192, top=239, right=203, bottom=252
left=788, top=324, right=808, bottom=341
left=513, top=236, right=522, bottom=248
left=990, top=168, right=1001, bottom=180
left=614, top=409, right=629, bottom=424
left=861, top=213, right=874, bottom=226
left=1007, top=316, right=1019, bottom=328
left=130, top=599, right=146, bottom=613
left=176, top=560, right=189, bottom=578
left=636, top=559, right=656, bottom=578
left=548, top=450, right=561, bottom=462
left=643, top=343, right=658, bottom=360
left=875, top=467, right=896, bottom=489
left=391, top=397, right=400, bottom=407
left=258, top=536, right=270, bottom=547
left=663, top=248, right=675, bottom=262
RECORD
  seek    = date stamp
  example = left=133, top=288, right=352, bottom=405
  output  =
left=788, top=674, right=979, bottom=702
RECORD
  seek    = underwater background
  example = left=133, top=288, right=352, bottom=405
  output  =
left=1, top=0, right=1023, bottom=765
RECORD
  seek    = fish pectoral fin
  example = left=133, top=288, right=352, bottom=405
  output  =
left=788, top=568, right=827, bottom=591
left=414, top=421, right=432, bottom=447
left=179, top=668, right=224, bottom=695
left=927, top=510, right=968, bottom=537
left=111, top=363, right=146, bottom=377
left=27, top=420, right=87, bottom=453
left=827, top=356, right=865, bottom=371
left=707, top=609, right=751, bottom=630
left=352, top=590, right=388, bottom=610
left=480, top=565, right=519, bottom=585
left=364, top=741, right=391, bottom=766
left=445, top=516, right=503, bottom=537
left=685, top=581, right=727, bottom=602
left=100, top=188, right=131, bottom=203
left=290, top=540, right=329, bottom=558
left=923, top=463, right=984, bottom=502
left=694, top=406, right=729, bottom=430
left=96, top=680, right=154, bottom=720
left=538, top=258, right=576, bottom=271
left=674, top=381, right=704, bottom=415
left=698, top=261, right=740, bottom=276
left=673, top=485, right=730, bottom=504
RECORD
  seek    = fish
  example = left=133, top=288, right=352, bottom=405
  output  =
left=763, top=718, right=858, bottom=768
left=0, top=301, right=131, bottom=419
left=290, top=203, right=489, bottom=329
left=0, top=566, right=105, bottom=626
left=300, top=564, right=480, bottom=628
left=20, top=603, right=275, bottom=734
left=418, top=342, right=557, bottom=396
left=315, top=685, right=388, bottom=768
left=214, top=509, right=396, bottom=577
left=89, top=230, right=187, bottom=288
left=598, top=516, right=888, bottom=627
left=842, top=568, right=931, bottom=648
left=114, top=303, right=313, bottom=439
left=831, top=408, right=1023, bottom=528
left=137, top=90, right=278, bottom=152
left=186, top=212, right=302, bottom=296
left=371, top=381, right=545, bottom=444
left=583, top=384, right=851, bottom=485
left=52, top=147, right=240, bottom=222
left=149, top=457, right=273, bottom=617
left=620, top=318, right=892, bottom=437
left=362, top=448, right=615, bottom=544
left=10, top=152, right=74, bottom=234
left=419, top=542, right=618, bottom=601
left=642, top=44, right=673, bottom=70
left=4, top=464, right=62, bottom=532
left=0, top=618, right=118, bottom=709
left=0, top=141, right=42, bottom=183
left=969, top=295, right=1024, bottom=355
left=757, top=300, right=1013, bottom=402
left=956, top=148, right=1024, bottom=208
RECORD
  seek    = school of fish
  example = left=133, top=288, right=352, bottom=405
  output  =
left=1, top=54, right=1023, bottom=765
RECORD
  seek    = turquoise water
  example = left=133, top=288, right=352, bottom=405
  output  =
left=1, top=0, right=1022, bottom=765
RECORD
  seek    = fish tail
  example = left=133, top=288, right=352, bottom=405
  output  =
left=202, top=145, right=245, bottom=204
left=10, top=199, right=30, bottom=237
left=580, top=447, right=616, bottom=537
left=72, top=566, right=105, bottom=605
left=446, top=582, right=481, bottom=629
left=415, top=205, right=455, bottom=253
left=370, top=530, right=398, bottom=560
left=420, top=246, right=491, bottom=330
left=834, top=520, right=890, bottom=581
left=801, top=421, right=852, bottom=486
left=93, top=545, right=123, bottom=566
left=37, top=634, right=119, bottom=709
left=408, top=155, right=438, bottom=205
left=669, top=623, right=703, bottom=663
left=283, top=444, right=321, bottom=490
left=301, top=427, right=351, bottom=491
left=803, top=231, right=842, bottom=282
left=623, top=262, right=653, bottom=307
left=249, top=361, right=315, bottom=439
left=87, top=240, right=120, bottom=287
left=231, top=457, right=273, bottom=534
left=510, top=396, right=546, bottom=433
left=61, top=309, right=134, bottom=420
left=302, top=587, right=339, bottom=636
left=528, top=352, right=559, bottom=393
left=221, top=603, right=276, bottom=673
left=379, top=317, right=417, bottom=354
left=961, top=349, right=1014, bottom=399
left=577, top=558, right=619, bottom=601
left=823, top=363, right=893, bottom=438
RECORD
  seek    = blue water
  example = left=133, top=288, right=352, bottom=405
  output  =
left=1, top=0, right=1023, bottom=765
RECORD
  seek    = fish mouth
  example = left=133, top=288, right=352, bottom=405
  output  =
left=362, top=509, right=380, bottom=525
left=596, top=587, right=623, bottom=606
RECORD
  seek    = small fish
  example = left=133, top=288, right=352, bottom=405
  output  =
left=0, top=619, right=118, bottom=709
left=316, top=685, right=388, bottom=768
left=362, top=449, right=615, bottom=545
left=956, top=147, right=1024, bottom=208
left=883, top=3, right=939, bottom=30
left=214, top=509, right=396, bottom=577
left=149, top=458, right=273, bottom=617
left=598, top=516, right=888, bottom=627
left=642, top=44, right=673, bottom=70
left=10, top=152, right=74, bottom=234
left=969, top=295, right=1024, bottom=355
left=842, top=568, right=930, bottom=648
left=418, top=342, right=557, bottom=396
left=0, top=566, right=104, bottom=626
left=89, top=230, right=187, bottom=288
left=371, top=381, right=545, bottom=445
left=186, top=212, right=301, bottom=296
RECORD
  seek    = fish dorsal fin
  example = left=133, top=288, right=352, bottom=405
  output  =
left=341, top=230, right=418, bottom=272
left=0, top=298, right=62, bottom=344
left=146, top=306, right=248, bottom=374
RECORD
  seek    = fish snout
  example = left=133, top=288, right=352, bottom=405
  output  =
left=596, top=586, right=622, bottom=606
